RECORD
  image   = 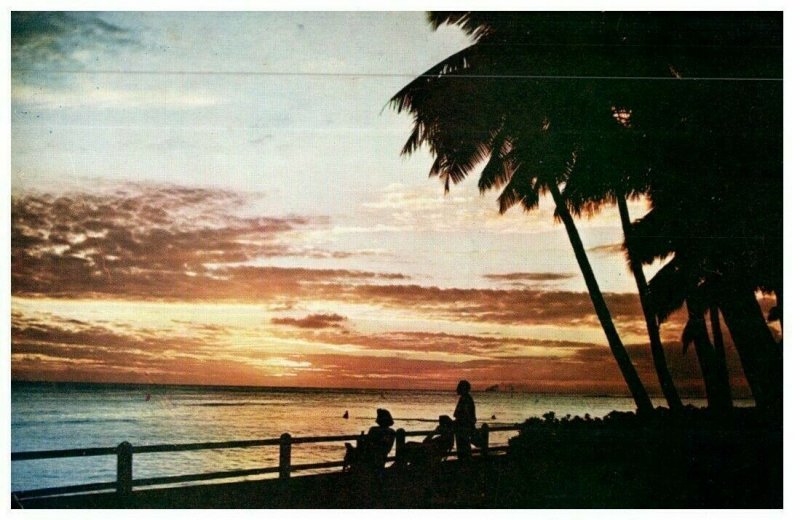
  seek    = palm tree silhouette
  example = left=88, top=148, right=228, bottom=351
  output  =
left=393, top=12, right=781, bottom=413
left=628, top=178, right=781, bottom=412
left=641, top=252, right=732, bottom=410
left=709, top=306, right=734, bottom=407
left=561, top=111, right=683, bottom=410
left=391, top=13, right=656, bottom=412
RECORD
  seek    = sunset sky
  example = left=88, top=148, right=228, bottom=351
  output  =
left=10, top=11, right=774, bottom=395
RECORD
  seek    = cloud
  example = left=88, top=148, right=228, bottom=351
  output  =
left=271, top=313, right=348, bottom=329
left=10, top=183, right=663, bottom=339
left=11, top=12, right=134, bottom=69
left=325, top=284, right=646, bottom=326
left=294, top=337, right=752, bottom=395
left=7, top=309, right=517, bottom=387
left=11, top=311, right=211, bottom=379
left=277, top=330, right=601, bottom=371
left=11, top=183, right=408, bottom=299
left=343, top=184, right=654, bottom=249
left=587, top=242, right=624, bottom=255
left=483, top=272, right=576, bottom=286
left=332, top=224, right=415, bottom=234
left=10, top=310, right=318, bottom=385
left=13, top=182, right=723, bottom=384
left=10, top=299, right=752, bottom=395
left=484, top=272, right=575, bottom=282
left=12, top=81, right=223, bottom=109
left=356, top=183, right=560, bottom=235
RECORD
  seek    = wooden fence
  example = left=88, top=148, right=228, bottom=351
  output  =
left=11, top=425, right=521, bottom=500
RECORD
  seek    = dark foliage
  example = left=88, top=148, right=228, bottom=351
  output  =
left=503, top=407, right=781, bottom=507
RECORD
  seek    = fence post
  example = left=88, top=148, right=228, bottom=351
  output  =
left=116, top=441, right=133, bottom=496
left=279, top=433, right=292, bottom=479
left=395, top=428, right=406, bottom=466
left=480, top=423, right=490, bottom=457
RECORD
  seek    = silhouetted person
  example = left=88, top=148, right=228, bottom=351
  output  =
left=343, top=408, right=396, bottom=472
left=343, top=408, right=396, bottom=506
left=402, top=415, right=455, bottom=468
left=366, top=408, right=395, bottom=466
left=424, top=415, right=455, bottom=453
left=454, top=380, right=476, bottom=460
left=343, top=410, right=349, bottom=419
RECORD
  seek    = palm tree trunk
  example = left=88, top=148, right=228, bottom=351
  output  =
left=717, top=283, right=782, bottom=414
left=617, top=193, right=683, bottom=410
left=686, top=297, right=728, bottom=410
left=549, top=182, right=653, bottom=413
left=709, top=306, right=734, bottom=409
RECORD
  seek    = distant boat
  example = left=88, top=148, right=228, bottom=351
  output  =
left=343, top=410, right=349, bottom=419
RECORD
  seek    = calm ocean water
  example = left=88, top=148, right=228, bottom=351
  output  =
left=10, top=381, right=735, bottom=493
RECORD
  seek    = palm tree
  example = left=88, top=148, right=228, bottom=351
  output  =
left=393, top=12, right=781, bottom=414
left=391, top=13, right=655, bottom=413
left=624, top=60, right=782, bottom=413
left=708, top=306, right=734, bottom=407
left=628, top=184, right=781, bottom=413
left=642, top=253, right=732, bottom=410
left=619, top=195, right=684, bottom=410
left=562, top=117, right=683, bottom=410
left=682, top=296, right=730, bottom=410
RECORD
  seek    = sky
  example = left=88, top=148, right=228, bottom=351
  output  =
left=9, top=10, right=777, bottom=395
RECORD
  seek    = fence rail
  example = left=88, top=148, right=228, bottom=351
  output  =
left=11, top=424, right=522, bottom=500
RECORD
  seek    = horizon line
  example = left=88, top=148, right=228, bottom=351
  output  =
left=10, top=378, right=738, bottom=400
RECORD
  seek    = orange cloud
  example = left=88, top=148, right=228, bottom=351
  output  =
left=11, top=184, right=645, bottom=331
left=271, top=313, right=348, bottom=329
left=10, top=183, right=758, bottom=396
left=326, top=284, right=646, bottom=326
left=484, top=272, right=575, bottom=282
left=12, top=185, right=406, bottom=299
left=11, top=300, right=753, bottom=396
left=587, top=242, right=624, bottom=254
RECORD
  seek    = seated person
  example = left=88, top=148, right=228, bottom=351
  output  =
left=343, top=408, right=396, bottom=472
left=401, top=415, right=455, bottom=468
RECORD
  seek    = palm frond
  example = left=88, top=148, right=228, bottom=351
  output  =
left=625, top=208, right=678, bottom=265
left=389, top=44, right=479, bottom=116
left=427, top=12, right=498, bottom=40
left=647, top=257, right=698, bottom=323
left=497, top=164, right=540, bottom=214
left=401, top=116, right=425, bottom=156
left=428, top=150, right=480, bottom=193
left=478, top=133, right=516, bottom=194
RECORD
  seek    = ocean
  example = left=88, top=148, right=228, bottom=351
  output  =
left=10, top=381, right=733, bottom=493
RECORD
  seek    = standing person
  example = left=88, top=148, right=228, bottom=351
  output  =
left=453, top=380, right=476, bottom=460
